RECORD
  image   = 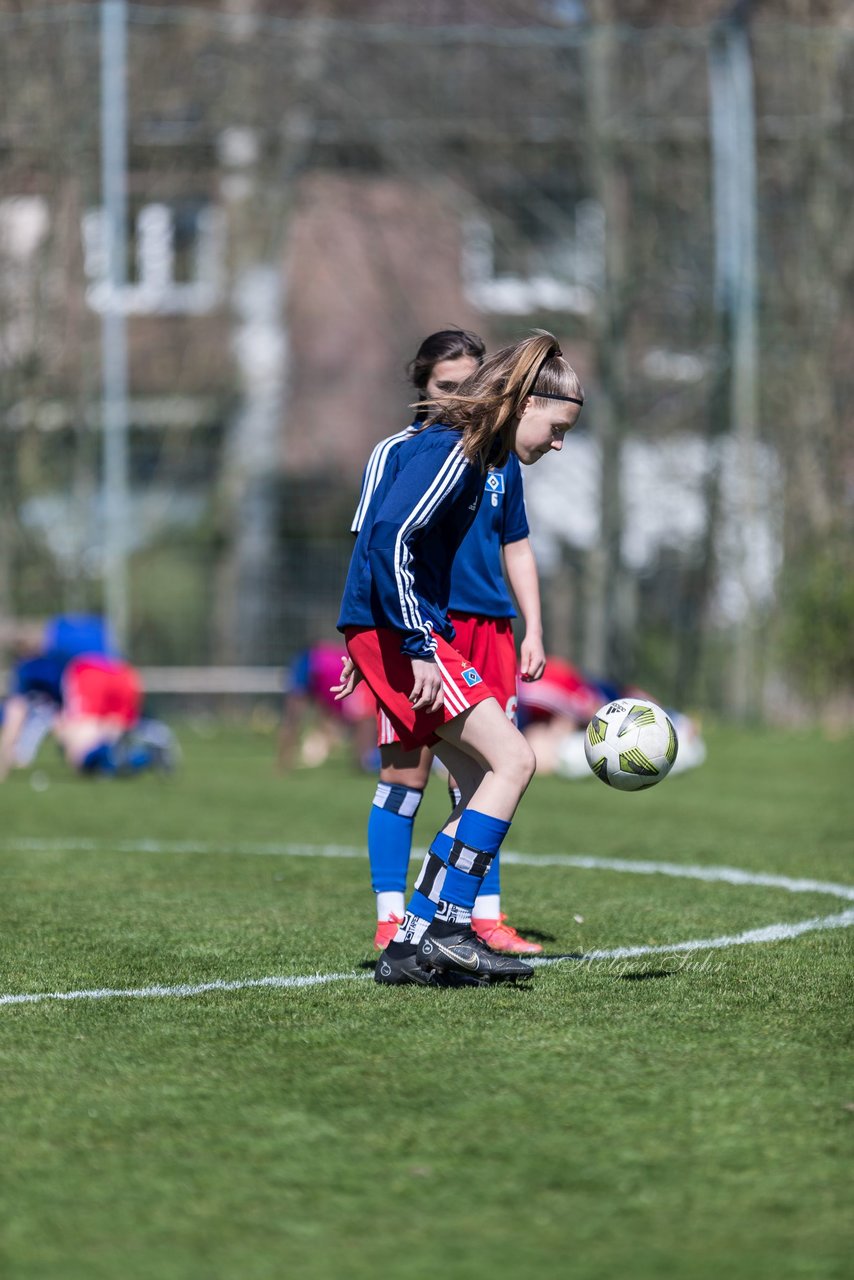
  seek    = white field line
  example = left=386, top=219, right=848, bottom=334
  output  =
left=1, top=840, right=852, bottom=1008
left=4, top=836, right=854, bottom=903
left=0, top=972, right=370, bottom=1006
left=534, top=909, right=854, bottom=964
left=2, top=911, right=852, bottom=1008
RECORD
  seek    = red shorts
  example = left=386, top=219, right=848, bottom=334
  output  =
left=62, top=656, right=143, bottom=728
left=374, top=613, right=518, bottom=747
left=448, top=613, right=518, bottom=719
left=345, top=626, right=495, bottom=751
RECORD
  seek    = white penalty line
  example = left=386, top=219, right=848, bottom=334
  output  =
left=0, top=971, right=368, bottom=1006
left=4, top=836, right=854, bottom=903
left=1, top=909, right=852, bottom=1008
left=1, top=839, right=853, bottom=1008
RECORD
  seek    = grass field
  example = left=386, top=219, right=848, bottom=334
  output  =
left=1, top=722, right=852, bottom=1280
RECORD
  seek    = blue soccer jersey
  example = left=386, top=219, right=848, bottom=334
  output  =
left=9, top=651, right=71, bottom=704
left=447, top=454, right=528, bottom=617
left=351, top=422, right=529, bottom=620
left=338, top=424, right=485, bottom=659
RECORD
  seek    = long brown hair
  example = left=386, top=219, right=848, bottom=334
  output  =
left=408, top=328, right=486, bottom=421
left=423, top=331, right=584, bottom=468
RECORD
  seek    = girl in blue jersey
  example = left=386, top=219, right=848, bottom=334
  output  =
left=352, top=330, right=547, bottom=956
left=335, top=331, right=583, bottom=985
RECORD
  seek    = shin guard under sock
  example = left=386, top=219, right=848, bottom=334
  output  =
left=386, top=832, right=452, bottom=953
left=433, top=810, right=510, bottom=928
left=368, top=783, right=423, bottom=917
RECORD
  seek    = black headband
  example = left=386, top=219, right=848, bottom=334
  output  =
left=532, top=390, right=584, bottom=406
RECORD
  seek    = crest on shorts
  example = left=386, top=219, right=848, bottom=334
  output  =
left=485, top=473, right=505, bottom=495
left=462, top=667, right=483, bottom=687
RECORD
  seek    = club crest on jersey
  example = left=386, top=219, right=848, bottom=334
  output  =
left=461, top=666, right=483, bottom=688
left=485, top=471, right=505, bottom=508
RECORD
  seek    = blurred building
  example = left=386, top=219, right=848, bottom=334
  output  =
left=0, top=0, right=851, bottom=716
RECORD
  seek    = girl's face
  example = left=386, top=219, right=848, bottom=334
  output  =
left=513, top=397, right=581, bottom=466
left=425, top=354, right=479, bottom=401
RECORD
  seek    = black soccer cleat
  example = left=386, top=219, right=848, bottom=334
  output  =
left=417, top=925, right=534, bottom=983
left=374, top=949, right=487, bottom=988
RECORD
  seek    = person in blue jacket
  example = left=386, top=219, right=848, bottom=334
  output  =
left=0, top=630, right=176, bottom=781
left=353, top=329, right=547, bottom=956
left=0, top=649, right=70, bottom=778
left=334, top=331, right=584, bottom=986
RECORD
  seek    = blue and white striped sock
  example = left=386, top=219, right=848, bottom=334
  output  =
left=434, top=810, right=511, bottom=928
left=367, top=782, right=422, bottom=921
left=390, top=832, right=453, bottom=948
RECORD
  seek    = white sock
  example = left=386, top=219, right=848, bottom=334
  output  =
left=392, top=911, right=430, bottom=946
left=435, top=899, right=472, bottom=927
left=472, top=894, right=501, bottom=921
left=376, top=891, right=406, bottom=922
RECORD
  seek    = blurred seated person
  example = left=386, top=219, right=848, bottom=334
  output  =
left=57, top=653, right=178, bottom=775
left=54, top=653, right=145, bottom=773
left=517, top=656, right=605, bottom=778
left=519, top=655, right=706, bottom=779
left=0, top=613, right=116, bottom=779
left=42, top=613, right=115, bottom=658
left=1, top=644, right=175, bottom=780
left=279, top=641, right=377, bottom=772
left=0, top=646, right=69, bottom=779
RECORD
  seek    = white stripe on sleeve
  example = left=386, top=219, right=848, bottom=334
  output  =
left=393, top=445, right=468, bottom=648
left=351, top=428, right=415, bottom=533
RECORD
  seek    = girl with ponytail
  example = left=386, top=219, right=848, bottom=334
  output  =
left=335, top=332, right=583, bottom=987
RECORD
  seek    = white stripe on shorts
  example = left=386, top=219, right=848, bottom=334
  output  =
left=434, top=654, right=469, bottom=718
left=379, top=711, right=396, bottom=745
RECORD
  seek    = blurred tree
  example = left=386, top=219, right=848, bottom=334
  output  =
left=0, top=0, right=851, bottom=715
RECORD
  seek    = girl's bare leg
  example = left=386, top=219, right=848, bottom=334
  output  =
left=435, top=698, right=535, bottom=822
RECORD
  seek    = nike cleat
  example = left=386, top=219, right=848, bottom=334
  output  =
left=417, top=925, right=534, bottom=983
left=472, top=914, right=543, bottom=955
left=374, top=949, right=487, bottom=987
left=373, top=915, right=404, bottom=951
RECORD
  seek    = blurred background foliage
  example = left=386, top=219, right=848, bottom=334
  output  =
left=0, top=0, right=851, bottom=722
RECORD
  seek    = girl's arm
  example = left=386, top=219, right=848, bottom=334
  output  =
left=502, top=537, right=546, bottom=682
left=408, top=658, right=443, bottom=712
left=332, top=654, right=441, bottom=713
left=330, top=656, right=363, bottom=701
left=350, top=428, right=414, bottom=535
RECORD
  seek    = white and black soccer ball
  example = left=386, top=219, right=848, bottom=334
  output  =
left=584, top=698, right=678, bottom=792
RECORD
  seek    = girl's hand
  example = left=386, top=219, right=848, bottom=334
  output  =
left=409, top=658, right=443, bottom=713
left=331, top=655, right=363, bottom=701
left=520, top=633, right=546, bottom=682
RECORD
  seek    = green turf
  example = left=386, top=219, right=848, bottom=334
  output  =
left=1, top=724, right=852, bottom=1280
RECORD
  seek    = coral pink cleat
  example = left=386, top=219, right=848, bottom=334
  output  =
left=373, top=915, right=404, bottom=951
left=472, top=914, right=543, bottom=955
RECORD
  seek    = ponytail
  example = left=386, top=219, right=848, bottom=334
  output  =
left=424, top=331, right=584, bottom=468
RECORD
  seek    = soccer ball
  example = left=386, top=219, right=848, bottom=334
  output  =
left=584, top=698, right=678, bottom=792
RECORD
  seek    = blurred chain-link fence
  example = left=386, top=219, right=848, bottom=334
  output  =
left=1, top=2, right=852, bottom=718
